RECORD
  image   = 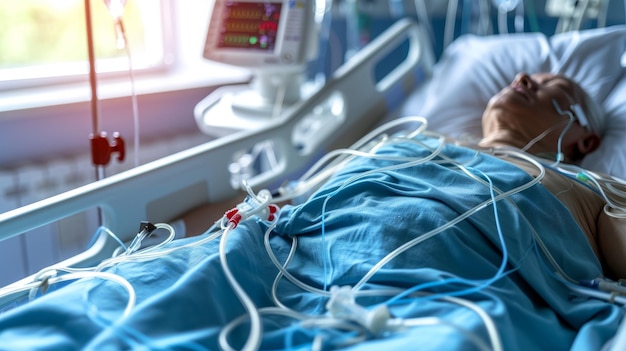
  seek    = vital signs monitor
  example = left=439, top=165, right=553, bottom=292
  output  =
left=203, top=0, right=316, bottom=70
left=195, top=0, right=318, bottom=136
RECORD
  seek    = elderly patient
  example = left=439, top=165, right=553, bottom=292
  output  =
left=473, top=72, right=624, bottom=280
left=181, top=72, right=625, bottom=279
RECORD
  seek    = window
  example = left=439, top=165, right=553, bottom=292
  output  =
left=0, top=0, right=170, bottom=91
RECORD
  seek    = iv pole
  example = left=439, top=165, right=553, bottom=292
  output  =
left=84, top=0, right=125, bottom=182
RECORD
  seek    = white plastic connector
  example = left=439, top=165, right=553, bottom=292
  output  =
left=326, top=285, right=391, bottom=335
left=570, top=104, right=590, bottom=129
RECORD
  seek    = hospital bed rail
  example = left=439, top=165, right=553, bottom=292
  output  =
left=0, top=18, right=434, bottom=289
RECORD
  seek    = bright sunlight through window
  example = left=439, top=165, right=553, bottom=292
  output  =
left=0, top=0, right=167, bottom=89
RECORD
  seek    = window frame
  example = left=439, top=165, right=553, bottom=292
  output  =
left=0, top=0, right=252, bottom=167
left=0, top=0, right=177, bottom=93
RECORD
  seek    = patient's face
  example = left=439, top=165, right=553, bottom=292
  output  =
left=481, top=72, right=590, bottom=154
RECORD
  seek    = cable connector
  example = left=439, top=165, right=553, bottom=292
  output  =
left=124, top=221, right=158, bottom=255
left=223, top=185, right=279, bottom=228
left=224, top=203, right=279, bottom=228
left=326, top=285, right=391, bottom=336
left=28, top=269, right=58, bottom=301
left=580, top=278, right=626, bottom=303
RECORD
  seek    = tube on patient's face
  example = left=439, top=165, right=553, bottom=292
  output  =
left=480, top=73, right=598, bottom=160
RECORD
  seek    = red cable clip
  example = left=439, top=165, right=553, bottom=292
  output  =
left=224, top=204, right=279, bottom=228
left=267, top=204, right=279, bottom=221
left=225, top=208, right=242, bottom=228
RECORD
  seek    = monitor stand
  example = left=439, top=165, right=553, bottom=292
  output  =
left=194, top=71, right=314, bottom=137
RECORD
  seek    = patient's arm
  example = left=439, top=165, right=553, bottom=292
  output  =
left=597, top=211, right=626, bottom=280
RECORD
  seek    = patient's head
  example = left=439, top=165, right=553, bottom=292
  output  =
left=479, top=72, right=603, bottom=163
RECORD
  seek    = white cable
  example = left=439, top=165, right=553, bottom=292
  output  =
left=123, top=30, right=141, bottom=168
left=443, top=295, right=503, bottom=351
left=478, top=0, right=491, bottom=35
left=218, top=223, right=263, bottom=351
left=444, top=0, right=459, bottom=48
left=497, top=8, right=509, bottom=34
left=1, top=268, right=136, bottom=319
left=572, top=0, right=590, bottom=31
left=413, top=0, right=435, bottom=43
left=353, top=148, right=544, bottom=290
left=276, top=117, right=429, bottom=203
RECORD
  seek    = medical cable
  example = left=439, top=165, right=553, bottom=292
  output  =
left=245, top=132, right=532, bottom=349
left=441, top=294, right=503, bottom=351
left=122, top=26, right=141, bottom=168
left=222, top=283, right=500, bottom=351
left=264, top=135, right=523, bottom=349
left=485, top=159, right=624, bottom=304
left=478, top=0, right=492, bottom=35
left=556, top=165, right=626, bottom=219
left=461, top=0, right=473, bottom=35
left=0, top=267, right=137, bottom=320
left=87, top=225, right=128, bottom=252
left=352, top=149, right=544, bottom=291
left=300, top=115, right=429, bottom=181
left=530, top=228, right=626, bottom=305
left=276, top=116, right=430, bottom=203
left=98, top=185, right=273, bottom=272
left=597, top=0, right=610, bottom=28
left=520, top=120, right=569, bottom=154
left=556, top=0, right=590, bottom=33
left=316, top=138, right=447, bottom=290
left=413, top=0, right=435, bottom=44
left=104, top=0, right=141, bottom=168
left=218, top=222, right=262, bottom=351
left=95, top=222, right=179, bottom=271
left=497, top=145, right=626, bottom=220
left=383, top=167, right=510, bottom=306
left=444, top=0, right=459, bottom=48
left=490, top=149, right=583, bottom=286
left=320, top=287, right=499, bottom=351
left=220, top=306, right=318, bottom=350
left=514, top=0, right=524, bottom=32
left=291, top=117, right=431, bottom=195
left=493, top=0, right=522, bottom=33
left=572, top=0, right=591, bottom=31
left=274, top=132, right=544, bottom=296
left=217, top=184, right=282, bottom=351
left=267, top=231, right=310, bottom=312
left=524, top=0, right=540, bottom=32
left=267, top=138, right=454, bottom=297
left=551, top=99, right=577, bottom=166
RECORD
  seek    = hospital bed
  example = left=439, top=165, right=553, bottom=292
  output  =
left=1, top=7, right=626, bottom=350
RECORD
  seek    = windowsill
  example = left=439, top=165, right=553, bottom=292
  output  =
left=0, top=61, right=251, bottom=113
left=0, top=62, right=252, bottom=167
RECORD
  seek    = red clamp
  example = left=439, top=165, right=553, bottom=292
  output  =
left=266, top=204, right=279, bottom=221
left=90, top=131, right=125, bottom=166
left=225, top=208, right=243, bottom=228
left=224, top=204, right=279, bottom=228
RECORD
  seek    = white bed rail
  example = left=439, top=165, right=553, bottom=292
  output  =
left=0, top=18, right=434, bottom=269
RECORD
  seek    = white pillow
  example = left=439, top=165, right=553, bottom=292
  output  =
left=401, top=25, right=626, bottom=178
left=581, top=74, right=626, bottom=176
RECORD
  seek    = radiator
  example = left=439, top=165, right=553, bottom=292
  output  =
left=0, top=132, right=211, bottom=287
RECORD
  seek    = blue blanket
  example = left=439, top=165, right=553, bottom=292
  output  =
left=0, top=139, right=622, bottom=350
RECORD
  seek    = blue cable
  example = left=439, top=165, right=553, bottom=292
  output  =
left=385, top=167, right=510, bottom=305
left=87, top=226, right=128, bottom=251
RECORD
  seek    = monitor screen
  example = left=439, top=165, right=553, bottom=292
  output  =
left=203, top=0, right=314, bottom=69
left=217, top=2, right=282, bottom=51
